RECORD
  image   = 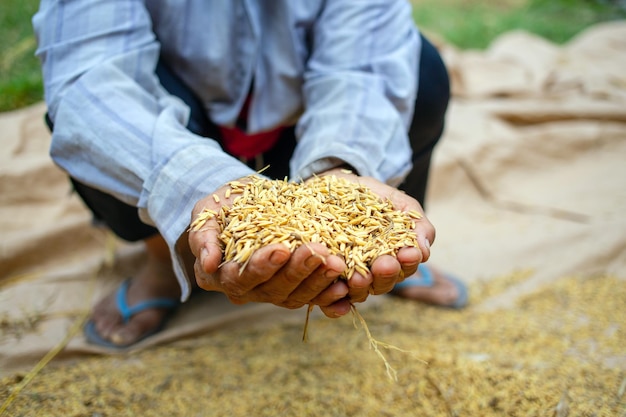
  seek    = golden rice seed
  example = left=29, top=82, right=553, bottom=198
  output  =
left=407, top=210, right=422, bottom=219
left=345, top=266, right=356, bottom=279
left=208, top=175, right=421, bottom=278
left=190, top=208, right=218, bottom=231
left=225, top=237, right=235, bottom=257
left=228, top=180, right=245, bottom=188
left=212, top=194, right=220, bottom=203
left=355, top=265, right=369, bottom=277
left=237, top=247, right=254, bottom=264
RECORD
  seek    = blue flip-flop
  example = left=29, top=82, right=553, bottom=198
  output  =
left=84, top=279, right=180, bottom=349
left=392, top=264, right=468, bottom=309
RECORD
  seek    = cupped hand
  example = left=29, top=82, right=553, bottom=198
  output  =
left=312, top=168, right=436, bottom=304
left=188, top=178, right=353, bottom=317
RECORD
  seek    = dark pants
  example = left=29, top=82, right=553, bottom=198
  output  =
left=47, top=34, right=450, bottom=242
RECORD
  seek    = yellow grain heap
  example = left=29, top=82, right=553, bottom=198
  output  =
left=191, top=174, right=422, bottom=278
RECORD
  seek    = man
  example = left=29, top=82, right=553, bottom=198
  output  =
left=33, top=0, right=467, bottom=348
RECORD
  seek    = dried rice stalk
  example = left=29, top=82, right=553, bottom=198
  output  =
left=191, top=174, right=421, bottom=279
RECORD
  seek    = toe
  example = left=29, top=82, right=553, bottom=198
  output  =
left=108, top=307, right=171, bottom=346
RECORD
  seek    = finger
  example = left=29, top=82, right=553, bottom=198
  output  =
left=345, top=271, right=372, bottom=303
left=251, top=243, right=331, bottom=304
left=369, top=254, right=402, bottom=295
left=319, top=297, right=352, bottom=318
left=285, top=252, right=346, bottom=306
left=194, top=259, right=221, bottom=292
left=413, top=216, right=435, bottom=263
left=188, top=215, right=224, bottom=275
left=221, top=244, right=291, bottom=302
left=396, top=246, right=421, bottom=279
left=311, top=279, right=350, bottom=307
left=188, top=184, right=239, bottom=267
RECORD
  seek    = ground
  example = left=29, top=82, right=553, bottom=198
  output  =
left=1, top=273, right=624, bottom=416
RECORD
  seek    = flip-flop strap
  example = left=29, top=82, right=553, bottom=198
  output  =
left=116, top=279, right=180, bottom=324
left=393, top=263, right=435, bottom=290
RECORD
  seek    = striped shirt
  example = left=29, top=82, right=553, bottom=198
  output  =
left=33, top=0, right=421, bottom=298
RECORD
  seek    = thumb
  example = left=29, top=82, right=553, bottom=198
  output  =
left=199, top=239, right=223, bottom=274
left=188, top=211, right=223, bottom=274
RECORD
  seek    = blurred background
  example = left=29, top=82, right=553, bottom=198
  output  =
left=1, top=0, right=625, bottom=112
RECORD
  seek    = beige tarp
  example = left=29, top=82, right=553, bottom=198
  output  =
left=1, top=22, right=625, bottom=377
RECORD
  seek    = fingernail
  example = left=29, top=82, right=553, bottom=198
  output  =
left=325, top=269, right=340, bottom=279
left=270, top=250, right=288, bottom=265
left=305, top=255, right=320, bottom=268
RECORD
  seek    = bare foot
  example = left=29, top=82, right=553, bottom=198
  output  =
left=89, top=235, right=181, bottom=347
left=392, top=265, right=467, bottom=308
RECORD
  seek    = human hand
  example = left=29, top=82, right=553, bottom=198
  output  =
left=188, top=178, right=354, bottom=317
left=312, top=168, right=436, bottom=306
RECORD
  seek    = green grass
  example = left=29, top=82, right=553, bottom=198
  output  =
left=0, top=0, right=42, bottom=112
left=413, top=0, right=626, bottom=49
left=0, top=0, right=624, bottom=112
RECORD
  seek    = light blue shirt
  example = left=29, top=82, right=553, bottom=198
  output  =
left=33, top=0, right=421, bottom=299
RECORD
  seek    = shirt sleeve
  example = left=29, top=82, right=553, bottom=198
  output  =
left=33, top=0, right=254, bottom=300
left=291, top=0, right=421, bottom=187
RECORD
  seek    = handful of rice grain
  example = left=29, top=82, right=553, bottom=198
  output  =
left=191, top=174, right=422, bottom=278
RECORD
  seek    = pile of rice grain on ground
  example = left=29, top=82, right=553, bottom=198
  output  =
left=191, top=173, right=422, bottom=278
left=1, top=274, right=623, bottom=416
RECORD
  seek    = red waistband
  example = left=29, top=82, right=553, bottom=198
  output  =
left=218, top=124, right=285, bottom=160
left=218, top=92, right=286, bottom=159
